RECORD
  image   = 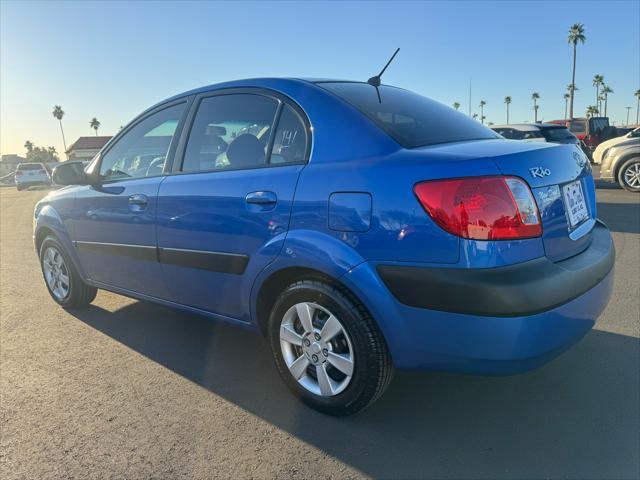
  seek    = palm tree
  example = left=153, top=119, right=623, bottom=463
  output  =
left=601, top=85, right=613, bottom=117
left=24, top=140, right=34, bottom=153
left=563, top=93, right=570, bottom=119
left=90, top=117, right=101, bottom=136
left=592, top=74, right=604, bottom=111
left=636, top=89, right=640, bottom=125
left=567, top=24, right=586, bottom=119
left=586, top=105, right=599, bottom=118
left=598, top=95, right=605, bottom=114
left=531, top=92, right=540, bottom=122
left=479, top=100, right=486, bottom=124
left=52, top=105, right=67, bottom=154
left=504, top=96, right=512, bottom=123
left=453, top=102, right=461, bottom=110
left=601, top=86, right=612, bottom=117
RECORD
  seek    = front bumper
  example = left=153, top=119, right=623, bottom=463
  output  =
left=342, top=221, right=615, bottom=374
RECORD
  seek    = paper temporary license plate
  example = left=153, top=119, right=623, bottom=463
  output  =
left=562, top=180, right=589, bottom=228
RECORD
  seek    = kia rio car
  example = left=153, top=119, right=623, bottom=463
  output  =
left=35, top=78, right=614, bottom=415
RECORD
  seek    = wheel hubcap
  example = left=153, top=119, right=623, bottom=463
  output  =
left=623, top=162, right=640, bottom=188
left=280, top=302, right=354, bottom=396
left=42, top=246, right=70, bottom=300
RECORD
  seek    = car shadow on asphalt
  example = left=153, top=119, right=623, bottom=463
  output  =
left=69, top=302, right=639, bottom=479
left=597, top=202, right=640, bottom=234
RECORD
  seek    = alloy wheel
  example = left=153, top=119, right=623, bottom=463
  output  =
left=42, top=246, right=70, bottom=300
left=623, top=162, right=640, bottom=189
left=279, top=302, right=355, bottom=396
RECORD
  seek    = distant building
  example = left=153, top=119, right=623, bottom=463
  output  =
left=65, top=136, right=111, bottom=163
left=0, top=154, right=26, bottom=176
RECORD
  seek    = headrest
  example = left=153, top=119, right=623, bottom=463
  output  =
left=226, top=134, right=264, bottom=168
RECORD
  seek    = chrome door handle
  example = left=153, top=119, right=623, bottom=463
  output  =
left=128, top=194, right=148, bottom=210
left=245, top=191, right=277, bottom=205
left=129, top=194, right=148, bottom=205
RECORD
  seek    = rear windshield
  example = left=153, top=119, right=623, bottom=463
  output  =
left=567, top=120, right=586, bottom=135
left=17, top=163, right=44, bottom=171
left=318, top=82, right=499, bottom=148
left=542, top=127, right=576, bottom=142
left=589, top=117, right=609, bottom=132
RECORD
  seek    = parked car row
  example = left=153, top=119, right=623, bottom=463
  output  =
left=490, top=123, right=591, bottom=158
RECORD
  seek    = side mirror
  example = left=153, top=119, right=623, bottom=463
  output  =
left=51, top=161, right=90, bottom=186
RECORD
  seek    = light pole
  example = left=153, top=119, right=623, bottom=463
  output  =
left=626, top=107, right=632, bottom=126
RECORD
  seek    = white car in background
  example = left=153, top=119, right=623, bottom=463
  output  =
left=14, top=162, right=50, bottom=191
left=592, top=127, right=640, bottom=164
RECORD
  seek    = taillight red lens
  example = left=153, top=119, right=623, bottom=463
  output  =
left=414, top=176, right=542, bottom=240
left=38, top=169, right=46, bottom=174
left=15, top=171, right=23, bottom=176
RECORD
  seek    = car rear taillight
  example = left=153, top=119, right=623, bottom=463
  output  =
left=414, top=176, right=542, bottom=240
left=38, top=169, right=46, bottom=174
left=15, top=171, right=23, bottom=176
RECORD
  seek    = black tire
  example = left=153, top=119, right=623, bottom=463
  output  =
left=16, top=184, right=24, bottom=191
left=268, top=279, right=393, bottom=416
left=39, top=235, right=97, bottom=308
left=617, top=157, right=640, bottom=192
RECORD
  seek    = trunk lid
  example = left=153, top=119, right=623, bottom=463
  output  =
left=416, top=139, right=596, bottom=262
left=487, top=141, right=595, bottom=262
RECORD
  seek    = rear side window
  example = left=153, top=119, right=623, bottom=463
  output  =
left=319, top=82, right=499, bottom=148
left=18, top=163, right=44, bottom=171
left=182, top=94, right=279, bottom=172
left=270, top=105, right=308, bottom=164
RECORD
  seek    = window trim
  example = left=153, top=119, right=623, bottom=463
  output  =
left=91, top=96, right=193, bottom=184
left=172, top=87, right=312, bottom=175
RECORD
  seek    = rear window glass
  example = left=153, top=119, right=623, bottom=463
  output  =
left=589, top=117, right=609, bottom=132
left=568, top=120, right=586, bottom=135
left=319, top=82, right=499, bottom=148
left=17, top=163, right=44, bottom=171
left=542, top=127, right=576, bottom=142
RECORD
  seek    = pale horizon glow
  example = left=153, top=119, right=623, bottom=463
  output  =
left=1, top=0, right=639, bottom=157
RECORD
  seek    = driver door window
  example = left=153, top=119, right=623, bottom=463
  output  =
left=99, top=103, right=186, bottom=181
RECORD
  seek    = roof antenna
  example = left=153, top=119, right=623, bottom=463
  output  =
left=367, top=48, right=400, bottom=87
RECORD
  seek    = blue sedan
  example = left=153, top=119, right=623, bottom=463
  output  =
left=35, top=78, right=614, bottom=415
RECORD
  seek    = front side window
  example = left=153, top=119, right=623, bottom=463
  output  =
left=99, top=103, right=186, bottom=181
left=318, top=82, right=499, bottom=148
left=182, top=94, right=279, bottom=172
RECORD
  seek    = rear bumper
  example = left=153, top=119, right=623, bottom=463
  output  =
left=377, top=221, right=614, bottom=317
left=342, top=221, right=615, bottom=374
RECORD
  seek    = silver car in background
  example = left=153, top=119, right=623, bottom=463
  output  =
left=599, top=135, right=640, bottom=192
left=592, top=127, right=640, bottom=164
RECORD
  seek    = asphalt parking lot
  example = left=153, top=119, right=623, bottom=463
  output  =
left=1, top=173, right=638, bottom=479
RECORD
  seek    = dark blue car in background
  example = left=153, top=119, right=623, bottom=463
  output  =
left=35, top=78, right=614, bottom=415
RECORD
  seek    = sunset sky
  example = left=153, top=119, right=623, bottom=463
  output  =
left=1, top=0, right=638, bottom=157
